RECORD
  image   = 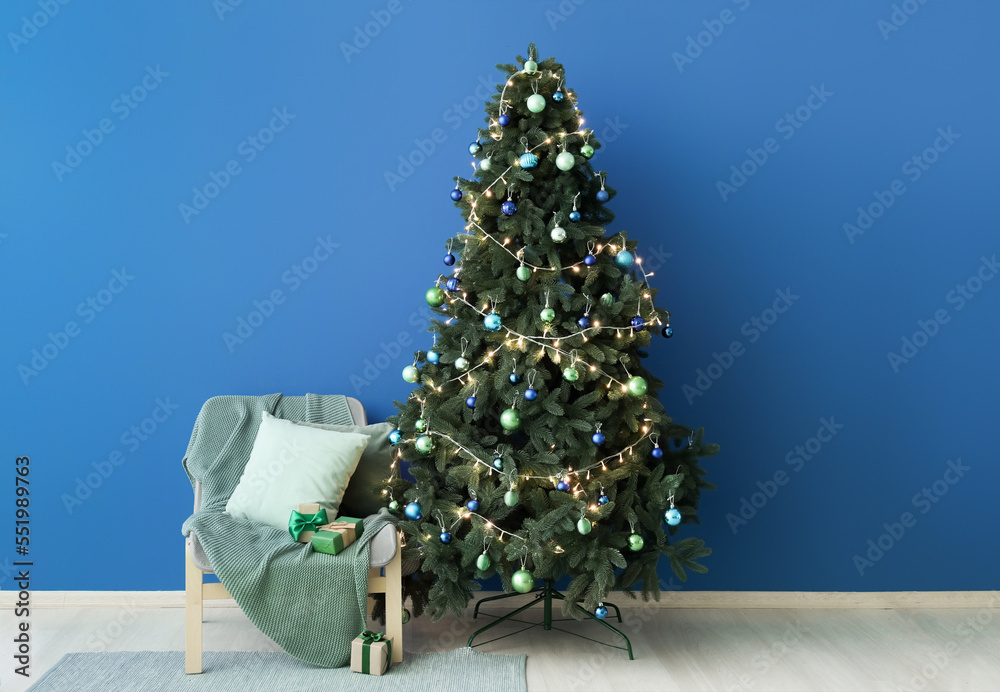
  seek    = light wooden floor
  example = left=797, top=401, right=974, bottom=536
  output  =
left=2, top=601, right=998, bottom=691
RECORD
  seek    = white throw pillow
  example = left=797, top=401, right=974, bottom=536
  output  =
left=225, top=411, right=371, bottom=533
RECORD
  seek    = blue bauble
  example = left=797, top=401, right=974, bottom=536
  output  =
left=616, top=250, right=634, bottom=268
left=467, top=499, right=479, bottom=512
left=450, top=189, right=462, bottom=201
left=444, top=252, right=456, bottom=266
left=524, top=387, right=538, bottom=401
left=445, top=277, right=460, bottom=292
left=484, top=313, right=502, bottom=331
left=662, top=326, right=674, bottom=338
left=388, top=429, right=402, bottom=444
left=595, top=606, right=608, bottom=620
left=556, top=480, right=569, bottom=492
left=440, top=531, right=452, bottom=543
left=493, top=457, right=504, bottom=471
left=596, top=190, right=609, bottom=202
left=651, top=446, right=663, bottom=458
left=469, top=141, right=482, bottom=155
left=584, top=254, right=597, bottom=266
left=665, top=508, right=682, bottom=526
left=597, top=494, right=610, bottom=506
left=569, top=210, right=581, bottom=222
left=577, top=316, right=591, bottom=329
left=404, top=502, right=422, bottom=520
left=501, top=201, right=517, bottom=216
left=553, top=91, right=564, bottom=102
left=592, top=432, right=605, bottom=445
left=498, top=114, right=511, bottom=126
left=466, top=396, right=476, bottom=408
left=631, top=315, right=645, bottom=329
left=519, top=152, right=538, bottom=169
left=426, top=350, right=440, bottom=365
left=509, top=372, right=521, bottom=384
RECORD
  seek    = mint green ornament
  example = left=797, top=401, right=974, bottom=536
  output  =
left=580, top=144, right=594, bottom=158
left=426, top=286, right=445, bottom=307
left=500, top=408, right=521, bottom=431
left=476, top=552, right=491, bottom=571
left=524, top=59, right=538, bottom=74
left=512, top=568, right=534, bottom=593
left=600, top=292, right=615, bottom=307
left=527, top=93, right=545, bottom=113
left=516, top=265, right=531, bottom=281
left=402, top=365, right=419, bottom=383
left=563, top=367, right=579, bottom=382
left=555, top=151, right=575, bottom=171
left=626, top=376, right=648, bottom=397
left=550, top=226, right=567, bottom=242
left=414, top=418, right=426, bottom=431
left=577, top=517, right=592, bottom=535
left=504, top=489, right=519, bottom=506
left=480, top=157, right=491, bottom=171
left=628, top=534, right=644, bottom=551
left=415, top=434, right=434, bottom=453
left=401, top=608, right=411, bottom=624
left=540, top=307, right=556, bottom=322
left=455, top=356, right=469, bottom=371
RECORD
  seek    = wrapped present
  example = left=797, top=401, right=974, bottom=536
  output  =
left=310, top=516, right=364, bottom=555
left=351, top=630, right=392, bottom=676
left=288, top=502, right=329, bottom=542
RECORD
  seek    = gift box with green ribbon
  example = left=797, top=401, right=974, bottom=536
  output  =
left=350, top=630, right=392, bottom=675
left=309, top=517, right=364, bottom=555
left=288, top=502, right=329, bottom=543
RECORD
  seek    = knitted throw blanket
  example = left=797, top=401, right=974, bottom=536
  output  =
left=181, top=394, right=396, bottom=668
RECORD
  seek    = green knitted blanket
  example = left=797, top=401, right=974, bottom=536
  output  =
left=181, top=394, right=396, bottom=668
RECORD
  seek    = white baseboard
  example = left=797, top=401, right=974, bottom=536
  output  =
left=2, top=590, right=997, bottom=610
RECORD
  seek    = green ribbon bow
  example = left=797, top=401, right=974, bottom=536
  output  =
left=359, top=630, right=391, bottom=674
left=288, top=507, right=329, bottom=540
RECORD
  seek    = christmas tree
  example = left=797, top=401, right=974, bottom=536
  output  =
left=386, top=44, right=718, bottom=620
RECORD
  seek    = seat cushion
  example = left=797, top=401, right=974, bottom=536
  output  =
left=224, top=411, right=369, bottom=533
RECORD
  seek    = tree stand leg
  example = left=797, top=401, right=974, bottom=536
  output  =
left=467, top=579, right=633, bottom=660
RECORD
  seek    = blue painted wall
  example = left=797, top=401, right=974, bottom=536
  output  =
left=3, top=1, right=997, bottom=592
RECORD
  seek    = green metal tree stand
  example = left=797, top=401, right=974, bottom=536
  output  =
left=466, top=579, right=634, bottom=659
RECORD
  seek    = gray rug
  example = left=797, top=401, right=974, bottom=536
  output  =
left=27, top=649, right=527, bottom=691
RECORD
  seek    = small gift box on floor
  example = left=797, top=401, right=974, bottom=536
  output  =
left=351, top=630, right=392, bottom=675
left=288, top=502, right=330, bottom=543
left=310, top=517, right=364, bottom=555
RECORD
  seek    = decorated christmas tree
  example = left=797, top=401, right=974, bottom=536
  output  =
left=386, top=44, right=718, bottom=621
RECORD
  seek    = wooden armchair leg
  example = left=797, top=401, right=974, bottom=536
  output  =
left=385, top=537, right=404, bottom=664
left=185, top=544, right=203, bottom=674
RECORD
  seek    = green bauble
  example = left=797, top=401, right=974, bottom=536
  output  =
left=455, top=357, right=470, bottom=371
left=426, top=286, right=445, bottom=307
left=480, top=157, right=491, bottom=171
left=600, top=292, right=615, bottom=307
left=580, top=144, right=594, bottom=158
left=526, top=93, right=546, bottom=113
left=504, top=489, right=519, bottom=507
left=540, top=307, right=556, bottom=322
left=415, top=434, right=434, bottom=453
left=476, top=552, right=491, bottom=571
left=524, top=59, right=538, bottom=74
left=516, top=265, right=531, bottom=281
left=388, top=500, right=399, bottom=512
left=414, top=418, right=426, bottom=431
left=628, top=534, right=644, bottom=551
left=512, top=568, right=535, bottom=593
left=402, top=365, right=419, bottom=383
left=577, top=517, right=593, bottom=535
left=555, top=151, right=575, bottom=171
left=626, top=376, right=648, bottom=397
left=563, top=367, right=579, bottom=382
left=401, top=608, right=411, bottom=624
left=500, top=408, right=522, bottom=431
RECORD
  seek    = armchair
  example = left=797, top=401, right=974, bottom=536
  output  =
left=184, top=395, right=402, bottom=674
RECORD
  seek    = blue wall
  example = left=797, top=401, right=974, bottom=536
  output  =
left=3, top=1, right=997, bottom=592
